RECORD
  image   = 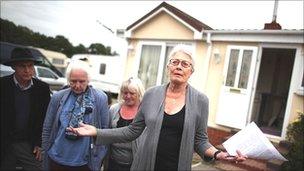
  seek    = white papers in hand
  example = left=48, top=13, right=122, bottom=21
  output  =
left=222, top=122, right=287, bottom=161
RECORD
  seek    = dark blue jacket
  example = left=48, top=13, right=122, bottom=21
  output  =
left=0, top=74, right=51, bottom=161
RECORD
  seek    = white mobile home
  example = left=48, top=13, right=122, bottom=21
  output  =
left=34, top=47, right=69, bottom=75
left=71, top=54, right=124, bottom=94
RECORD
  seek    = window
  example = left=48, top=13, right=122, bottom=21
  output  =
left=161, top=46, right=174, bottom=84
left=225, top=49, right=239, bottom=87
left=238, top=50, right=253, bottom=89
left=138, top=45, right=161, bottom=89
left=224, top=46, right=256, bottom=90
left=37, top=67, right=57, bottom=79
left=137, top=42, right=191, bottom=89
left=52, top=58, right=64, bottom=65
left=99, top=63, right=106, bottom=75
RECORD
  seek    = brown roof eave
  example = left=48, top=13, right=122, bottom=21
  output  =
left=126, top=2, right=213, bottom=32
left=126, top=2, right=166, bottom=31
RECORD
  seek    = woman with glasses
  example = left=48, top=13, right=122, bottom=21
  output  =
left=42, top=61, right=109, bottom=171
left=69, top=44, right=247, bottom=171
left=105, top=77, right=145, bottom=171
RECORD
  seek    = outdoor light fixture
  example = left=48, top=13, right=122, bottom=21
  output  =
left=127, top=44, right=134, bottom=50
left=213, top=48, right=221, bottom=64
left=127, top=43, right=135, bottom=56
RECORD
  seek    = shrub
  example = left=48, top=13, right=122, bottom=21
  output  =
left=281, top=113, right=304, bottom=171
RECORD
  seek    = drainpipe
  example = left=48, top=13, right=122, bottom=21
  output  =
left=203, top=32, right=213, bottom=91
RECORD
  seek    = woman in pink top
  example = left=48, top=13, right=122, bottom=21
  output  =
left=106, top=77, right=145, bottom=171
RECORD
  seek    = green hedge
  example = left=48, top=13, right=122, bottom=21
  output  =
left=282, top=113, right=304, bottom=171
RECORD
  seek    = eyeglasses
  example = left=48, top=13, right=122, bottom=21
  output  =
left=169, top=59, right=192, bottom=68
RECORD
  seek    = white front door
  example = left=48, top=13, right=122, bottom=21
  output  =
left=216, top=46, right=258, bottom=129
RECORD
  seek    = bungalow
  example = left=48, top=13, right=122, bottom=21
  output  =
left=122, top=1, right=304, bottom=145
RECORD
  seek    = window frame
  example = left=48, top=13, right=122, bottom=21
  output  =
left=296, top=55, right=304, bottom=96
left=222, top=45, right=258, bottom=94
left=135, top=41, right=193, bottom=88
left=36, top=66, right=58, bottom=79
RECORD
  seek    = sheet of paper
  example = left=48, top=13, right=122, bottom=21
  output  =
left=222, top=122, right=287, bottom=161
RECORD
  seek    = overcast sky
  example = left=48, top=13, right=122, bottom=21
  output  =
left=1, top=1, right=303, bottom=53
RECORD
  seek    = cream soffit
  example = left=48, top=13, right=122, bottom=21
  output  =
left=203, top=30, right=304, bottom=44
left=126, top=7, right=202, bottom=40
left=205, top=29, right=303, bottom=34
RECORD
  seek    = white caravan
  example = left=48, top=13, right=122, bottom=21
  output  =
left=71, top=54, right=124, bottom=95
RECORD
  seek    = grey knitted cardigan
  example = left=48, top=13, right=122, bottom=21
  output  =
left=96, top=84, right=213, bottom=171
left=108, top=103, right=140, bottom=164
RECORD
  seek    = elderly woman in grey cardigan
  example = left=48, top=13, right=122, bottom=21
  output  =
left=69, top=44, right=247, bottom=170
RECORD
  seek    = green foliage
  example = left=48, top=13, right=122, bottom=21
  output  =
left=0, top=18, right=117, bottom=57
left=74, top=44, right=87, bottom=54
left=88, top=43, right=112, bottom=55
left=282, top=113, right=304, bottom=171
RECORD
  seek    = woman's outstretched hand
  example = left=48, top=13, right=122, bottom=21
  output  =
left=217, top=150, right=248, bottom=163
left=67, top=122, right=97, bottom=137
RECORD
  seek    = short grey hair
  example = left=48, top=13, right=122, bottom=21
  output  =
left=65, top=60, right=91, bottom=82
left=167, top=44, right=195, bottom=71
left=117, top=77, right=145, bottom=103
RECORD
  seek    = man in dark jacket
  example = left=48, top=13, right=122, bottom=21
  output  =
left=0, top=47, right=51, bottom=170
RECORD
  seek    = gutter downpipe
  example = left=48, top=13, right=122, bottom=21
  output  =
left=203, top=32, right=213, bottom=92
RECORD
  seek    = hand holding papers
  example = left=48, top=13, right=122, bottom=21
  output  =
left=223, top=122, right=287, bottom=161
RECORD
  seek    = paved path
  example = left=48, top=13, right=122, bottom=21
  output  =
left=102, top=161, right=223, bottom=171
left=192, top=161, right=222, bottom=171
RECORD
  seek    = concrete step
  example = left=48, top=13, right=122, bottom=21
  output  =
left=267, top=159, right=285, bottom=171
left=265, top=140, right=289, bottom=171
left=214, top=160, right=246, bottom=171
left=215, top=158, right=268, bottom=171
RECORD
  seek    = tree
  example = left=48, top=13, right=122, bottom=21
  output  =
left=105, top=46, right=112, bottom=55
left=52, top=35, right=74, bottom=57
left=0, top=18, right=117, bottom=57
left=73, top=44, right=88, bottom=54
left=88, top=43, right=106, bottom=55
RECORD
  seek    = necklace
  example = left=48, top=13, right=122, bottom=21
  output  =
left=165, top=90, right=185, bottom=114
left=166, top=83, right=187, bottom=105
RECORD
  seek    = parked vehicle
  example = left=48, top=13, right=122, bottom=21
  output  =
left=0, top=64, right=67, bottom=92
left=34, top=47, right=69, bottom=75
left=34, top=65, right=67, bottom=91
left=0, top=41, right=64, bottom=77
left=71, top=54, right=124, bottom=95
left=0, top=64, right=14, bottom=77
